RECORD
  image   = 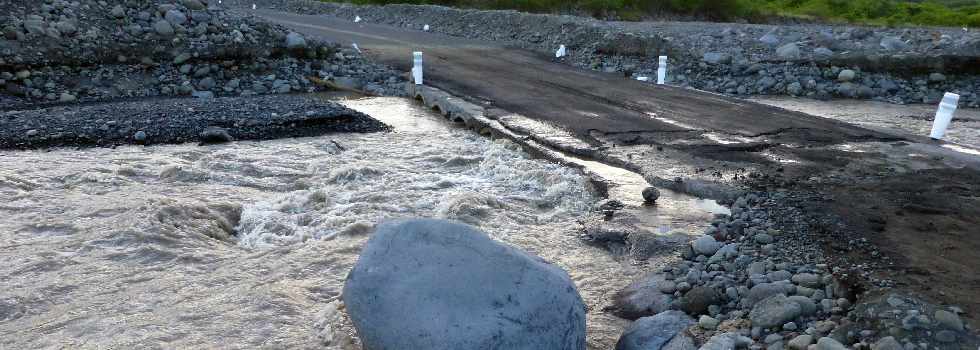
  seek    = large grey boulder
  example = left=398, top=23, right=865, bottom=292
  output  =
left=343, top=219, right=586, bottom=350
left=615, top=311, right=694, bottom=350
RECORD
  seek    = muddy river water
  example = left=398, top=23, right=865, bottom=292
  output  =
left=0, top=96, right=731, bottom=349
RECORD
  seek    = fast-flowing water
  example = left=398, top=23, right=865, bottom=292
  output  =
left=0, top=96, right=665, bottom=349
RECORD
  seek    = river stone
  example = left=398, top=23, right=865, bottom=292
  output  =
left=750, top=294, right=802, bottom=328
left=815, top=337, right=847, bottom=350
left=174, top=53, right=192, bottom=65
left=871, top=336, right=902, bottom=350
left=880, top=36, right=910, bottom=51
left=200, top=127, right=233, bottom=143
left=642, top=187, right=660, bottom=203
left=286, top=32, right=307, bottom=50
left=786, top=82, right=802, bottom=96
left=776, top=43, right=800, bottom=59
left=343, top=219, right=586, bottom=350
left=759, top=32, right=780, bottom=46
left=699, top=315, right=719, bottom=330
left=153, top=20, right=175, bottom=36
left=611, top=273, right=674, bottom=320
left=787, top=334, right=813, bottom=350
left=662, top=333, right=696, bottom=350
left=702, top=52, right=731, bottom=65
left=791, top=273, right=821, bottom=288
left=679, top=285, right=722, bottom=315
left=615, top=310, right=693, bottom=350
left=814, top=47, right=834, bottom=58
left=181, top=0, right=206, bottom=11
left=929, top=73, right=947, bottom=83
left=700, top=332, right=737, bottom=350
left=934, top=310, right=963, bottom=331
left=110, top=5, right=125, bottom=18
left=838, top=70, right=856, bottom=82
left=787, top=295, right=817, bottom=316
left=165, top=9, right=187, bottom=25
left=692, top=235, right=722, bottom=256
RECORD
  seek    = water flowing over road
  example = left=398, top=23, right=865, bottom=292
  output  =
left=2, top=96, right=732, bottom=349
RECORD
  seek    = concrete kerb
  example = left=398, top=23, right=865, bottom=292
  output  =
left=405, top=83, right=744, bottom=202
left=406, top=83, right=610, bottom=198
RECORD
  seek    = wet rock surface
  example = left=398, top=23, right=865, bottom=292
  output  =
left=256, top=0, right=979, bottom=107
left=343, top=219, right=587, bottom=350
left=0, top=0, right=406, bottom=107
left=0, top=94, right=389, bottom=149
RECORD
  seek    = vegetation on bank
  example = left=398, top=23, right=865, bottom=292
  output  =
left=321, top=0, right=980, bottom=27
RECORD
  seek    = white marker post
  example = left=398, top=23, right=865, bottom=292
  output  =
left=423, top=24, right=430, bottom=31
left=412, top=51, right=423, bottom=85
left=252, top=4, right=256, bottom=10
left=555, top=45, right=566, bottom=58
left=657, top=56, right=667, bottom=85
left=354, top=16, right=361, bottom=23
left=930, top=92, right=960, bottom=140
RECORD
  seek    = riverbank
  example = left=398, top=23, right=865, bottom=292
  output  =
left=0, top=94, right=387, bottom=149
left=0, top=0, right=405, bottom=107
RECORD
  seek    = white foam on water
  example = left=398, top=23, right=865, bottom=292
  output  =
left=0, top=97, right=645, bottom=349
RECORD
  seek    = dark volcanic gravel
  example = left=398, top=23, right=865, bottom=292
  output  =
left=0, top=94, right=389, bottom=149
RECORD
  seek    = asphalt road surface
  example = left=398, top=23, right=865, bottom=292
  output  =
left=254, top=10, right=896, bottom=146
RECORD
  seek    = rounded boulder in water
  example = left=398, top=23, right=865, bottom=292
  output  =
left=343, top=219, right=587, bottom=350
left=641, top=186, right=660, bottom=203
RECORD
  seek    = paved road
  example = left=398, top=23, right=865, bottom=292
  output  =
left=256, top=10, right=894, bottom=145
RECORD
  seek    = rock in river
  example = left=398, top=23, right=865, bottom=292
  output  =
left=615, top=310, right=694, bottom=350
left=642, top=187, right=660, bottom=203
left=343, top=219, right=586, bottom=350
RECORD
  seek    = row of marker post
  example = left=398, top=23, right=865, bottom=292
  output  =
left=341, top=13, right=958, bottom=142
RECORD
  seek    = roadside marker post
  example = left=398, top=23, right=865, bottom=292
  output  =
left=657, top=56, right=667, bottom=85
left=412, top=52, right=423, bottom=85
left=555, top=45, right=566, bottom=58
left=930, top=92, right=960, bottom=140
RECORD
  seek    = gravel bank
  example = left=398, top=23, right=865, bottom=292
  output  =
left=590, top=189, right=979, bottom=349
left=255, top=0, right=980, bottom=107
left=0, top=94, right=388, bottom=149
left=0, top=0, right=407, bottom=107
